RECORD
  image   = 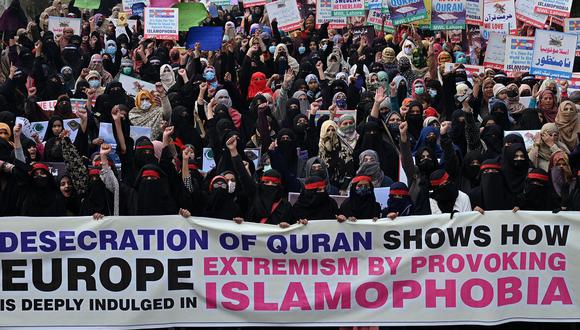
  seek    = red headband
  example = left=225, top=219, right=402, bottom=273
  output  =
left=351, top=176, right=372, bottom=184
left=141, top=170, right=160, bottom=179
left=136, top=145, right=154, bottom=150
left=94, top=159, right=113, bottom=167
left=578, top=170, right=580, bottom=176
left=261, top=176, right=281, bottom=184
left=528, top=173, right=549, bottom=182
left=88, top=168, right=101, bottom=176
left=31, top=163, right=49, bottom=172
left=390, top=189, right=409, bottom=196
left=305, top=181, right=326, bottom=190
left=430, top=172, right=449, bottom=187
left=188, top=163, right=199, bottom=170
left=480, top=163, right=501, bottom=171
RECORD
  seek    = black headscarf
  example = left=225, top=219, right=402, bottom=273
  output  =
left=19, top=163, right=66, bottom=216
left=470, top=159, right=512, bottom=210
left=450, top=110, right=467, bottom=156
left=205, top=175, right=243, bottom=220
left=292, top=176, right=338, bottom=221
left=339, top=176, right=381, bottom=219
left=429, top=169, right=459, bottom=213
left=520, top=168, right=554, bottom=211
left=172, top=105, right=203, bottom=157
left=514, top=108, right=543, bottom=130
left=134, top=137, right=158, bottom=172
left=480, top=124, right=504, bottom=159
left=247, top=170, right=292, bottom=224
left=134, top=165, right=178, bottom=215
left=81, top=167, right=115, bottom=216
left=501, top=143, right=530, bottom=194
left=383, top=182, right=414, bottom=216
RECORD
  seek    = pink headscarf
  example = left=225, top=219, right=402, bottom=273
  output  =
left=537, top=90, right=558, bottom=123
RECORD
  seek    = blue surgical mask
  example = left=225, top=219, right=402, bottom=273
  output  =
left=415, top=86, right=425, bottom=95
left=210, top=81, right=218, bottom=89
left=106, top=45, right=117, bottom=55
left=204, top=71, right=215, bottom=81
left=268, top=45, right=276, bottom=54
left=457, top=56, right=467, bottom=64
left=336, top=99, right=347, bottom=109
left=88, top=79, right=100, bottom=89
left=429, top=89, right=437, bottom=98
left=298, top=46, right=306, bottom=55
left=122, top=67, right=132, bottom=75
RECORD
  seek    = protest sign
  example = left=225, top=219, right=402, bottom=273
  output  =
left=130, top=126, right=152, bottom=141
left=202, top=147, right=260, bottom=172
left=174, top=2, right=208, bottom=31
left=74, top=0, right=100, bottom=9
left=431, top=0, right=466, bottom=30
left=98, top=122, right=117, bottom=147
left=514, top=0, right=547, bottom=29
left=44, top=162, right=68, bottom=181
left=186, top=27, right=224, bottom=51
left=465, top=0, right=483, bottom=25
left=265, top=0, right=302, bottom=32
left=366, top=9, right=386, bottom=30
left=48, top=17, right=82, bottom=37
left=504, top=36, right=534, bottom=75
left=351, top=26, right=375, bottom=44
left=150, top=0, right=178, bottom=6
left=381, top=5, right=395, bottom=31
left=70, top=99, right=88, bottom=114
left=483, top=32, right=506, bottom=71
left=16, top=117, right=81, bottom=142
left=118, top=74, right=157, bottom=96
left=332, top=0, right=365, bottom=17
left=373, top=187, right=390, bottom=209
left=563, top=18, right=580, bottom=57
left=243, top=0, right=268, bottom=7
left=530, top=30, right=576, bottom=79
left=412, top=0, right=431, bottom=28
left=36, top=100, right=58, bottom=111
left=483, top=0, right=516, bottom=35
left=316, top=0, right=348, bottom=28
left=131, top=2, right=146, bottom=18
left=366, top=0, right=382, bottom=10
left=112, top=18, right=138, bottom=38
left=533, top=0, right=572, bottom=17
left=144, top=7, right=179, bottom=40
left=0, top=212, right=579, bottom=327
left=122, top=0, right=149, bottom=14
left=504, top=130, right=539, bottom=151
left=444, top=63, right=484, bottom=83
left=385, top=0, right=428, bottom=24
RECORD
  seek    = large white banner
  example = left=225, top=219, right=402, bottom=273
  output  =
left=0, top=211, right=579, bottom=327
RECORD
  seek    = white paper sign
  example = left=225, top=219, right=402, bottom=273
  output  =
left=483, top=32, right=506, bottom=71
left=144, top=7, right=179, bottom=40
left=265, top=0, right=302, bottom=32
left=530, top=30, right=576, bottom=79
left=514, top=0, right=547, bottom=29
left=315, top=0, right=347, bottom=28
left=111, top=18, right=138, bottom=38
left=465, top=0, right=483, bottom=25
left=118, top=74, right=156, bottom=97
left=48, top=16, right=82, bottom=37
left=504, top=36, right=534, bottom=74
left=483, top=0, right=516, bottom=35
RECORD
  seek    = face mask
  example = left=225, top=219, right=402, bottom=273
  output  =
left=418, top=159, right=437, bottom=174
left=340, top=124, right=355, bottom=134
left=404, top=47, right=412, bottom=55
left=429, top=89, right=438, bottom=98
left=321, top=44, right=327, bottom=51
left=415, top=87, right=425, bottom=95
left=295, top=123, right=307, bottom=132
left=298, top=46, right=306, bottom=55
left=106, top=46, right=116, bottom=55
left=140, top=100, right=152, bottom=110
left=336, top=99, right=347, bottom=108
left=269, top=45, right=276, bottom=54
left=63, top=73, right=73, bottom=80
left=311, top=169, right=326, bottom=179
left=456, top=56, right=467, bottom=64
left=513, top=159, right=528, bottom=170
left=263, top=164, right=272, bottom=172
left=465, top=164, right=481, bottom=179
left=407, top=114, right=422, bottom=122
left=507, top=90, right=518, bottom=98
left=355, top=186, right=371, bottom=196
left=122, top=67, right=132, bottom=75
left=33, top=176, right=50, bottom=188
left=388, top=123, right=400, bottom=131
left=227, top=181, right=236, bottom=193
left=204, top=71, right=216, bottom=81
left=210, top=81, right=218, bottom=89
left=88, top=79, right=100, bottom=89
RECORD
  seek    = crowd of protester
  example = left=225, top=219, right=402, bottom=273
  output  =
left=0, top=0, right=579, bottom=229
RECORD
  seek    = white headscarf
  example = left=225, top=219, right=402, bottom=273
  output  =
left=159, top=64, right=176, bottom=91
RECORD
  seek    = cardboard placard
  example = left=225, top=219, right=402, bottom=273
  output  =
left=530, top=30, right=576, bottom=79
left=144, top=7, right=179, bottom=40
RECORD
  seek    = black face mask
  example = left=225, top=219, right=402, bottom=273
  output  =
left=407, top=114, right=422, bottom=123
left=465, top=164, right=481, bottom=180
left=513, top=159, right=528, bottom=170
left=310, top=169, right=326, bottom=179
left=418, top=159, right=437, bottom=175
left=33, top=176, right=50, bottom=188
left=507, top=90, right=518, bottom=98
left=294, top=123, right=307, bottom=133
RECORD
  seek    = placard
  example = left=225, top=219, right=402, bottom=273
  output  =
left=315, top=0, right=347, bottom=28
left=503, top=130, right=539, bottom=151
left=530, top=29, right=576, bottom=79
left=514, top=0, right=547, bottom=29
left=118, top=74, right=157, bottom=96
left=465, top=0, right=483, bottom=25
left=412, top=0, right=432, bottom=28
left=366, top=9, right=386, bottom=30
left=186, top=27, right=224, bottom=51
left=366, top=0, right=383, bottom=10
left=385, top=0, right=428, bottom=25
left=144, top=7, right=179, bottom=40
left=111, top=18, right=138, bottom=38
left=563, top=18, right=580, bottom=57
left=483, top=0, right=516, bottom=35
left=504, top=36, right=534, bottom=75
left=122, top=0, right=150, bottom=14
left=202, top=147, right=260, bottom=172
left=48, top=17, right=82, bottom=37
left=265, top=0, right=302, bottom=32
left=332, top=0, right=365, bottom=17
left=533, top=0, right=572, bottom=17
left=351, top=26, right=375, bottom=44
left=431, top=0, right=466, bottom=30
left=482, top=32, right=506, bottom=70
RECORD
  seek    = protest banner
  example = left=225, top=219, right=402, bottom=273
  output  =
left=74, top=0, right=101, bottom=9
left=174, top=2, right=208, bottom=31
left=48, top=17, right=82, bottom=37
left=0, top=211, right=579, bottom=327
left=332, top=0, right=365, bottom=17
left=530, top=30, right=576, bottom=79
left=412, top=0, right=431, bottom=28
left=366, top=0, right=382, bottom=10
left=36, top=100, right=58, bottom=111
left=483, top=0, right=516, bottom=35
left=385, top=0, right=428, bottom=24
left=265, top=0, right=302, bottom=32
left=122, top=0, right=149, bottom=14
left=118, top=74, right=157, bottom=96
left=483, top=32, right=506, bottom=71
left=563, top=18, right=580, bottom=57
left=533, top=0, right=572, bottom=18
left=504, top=36, right=534, bottom=75
left=465, top=0, right=483, bottom=25
left=243, top=0, right=268, bottom=7
left=144, top=7, right=179, bottom=40
left=514, top=0, right=547, bottom=29
left=431, top=0, right=466, bottom=30
left=316, top=0, right=348, bottom=28
left=288, top=192, right=348, bottom=206
left=367, top=9, right=392, bottom=32
left=186, top=27, right=224, bottom=51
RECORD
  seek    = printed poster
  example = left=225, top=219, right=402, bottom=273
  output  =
left=514, top=0, right=547, bottom=29
left=504, top=36, right=534, bottom=75
left=144, top=7, right=179, bottom=40
left=483, top=0, right=516, bottom=35
left=530, top=29, right=576, bottom=79
left=122, top=0, right=149, bottom=14
left=315, top=0, right=347, bottom=28
left=533, top=0, right=572, bottom=17
left=118, top=74, right=157, bottom=97
left=265, top=0, right=302, bottom=32
left=366, top=0, right=383, bottom=9
left=385, top=0, right=428, bottom=25
left=482, top=31, right=506, bottom=70
left=367, top=9, right=386, bottom=30
left=431, top=0, right=466, bottom=30
left=413, top=0, right=432, bottom=28
left=563, top=18, right=580, bottom=57
left=332, top=0, right=365, bottom=17
left=465, top=0, right=483, bottom=25
left=48, top=17, right=82, bottom=37
left=111, top=18, right=138, bottom=38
